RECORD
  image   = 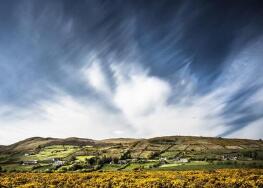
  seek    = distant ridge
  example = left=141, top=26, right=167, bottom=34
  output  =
left=1, top=135, right=262, bottom=153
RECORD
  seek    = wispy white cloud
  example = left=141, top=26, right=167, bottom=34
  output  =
left=83, top=58, right=111, bottom=96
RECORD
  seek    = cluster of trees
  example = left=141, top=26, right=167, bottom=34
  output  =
left=59, top=155, right=127, bottom=172
left=214, top=160, right=263, bottom=168
left=241, top=150, right=263, bottom=160
left=148, top=151, right=160, bottom=159
left=0, top=166, right=7, bottom=173
left=85, top=155, right=121, bottom=166
left=120, top=150, right=131, bottom=160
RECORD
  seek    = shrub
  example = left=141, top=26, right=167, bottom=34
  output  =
left=0, top=169, right=262, bottom=187
left=86, top=157, right=96, bottom=166
left=59, top=166, right=68, bottom=172
left=69, top=164, right=83, bottom=171
left=120, top=151, right=131, bottom=160
left=112, top=157, right=119, bottom=164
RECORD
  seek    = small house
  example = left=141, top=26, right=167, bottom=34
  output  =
left=22, top=160, right=38, bottom=165
left=222, top=154, right=238, bottom=161
left=118, top=160, right=128, bottom=165
left=53, top=160, right=65, bottom=166
left=160, top=157, right=167, bottom=161
left=52, top=158, right=65, bottom=166
left=179, top=158, right=189, bottom=163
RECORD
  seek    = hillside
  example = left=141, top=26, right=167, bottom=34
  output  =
left=0, top=136, right=263, bottom=172
left=2, top=136, right=262, bottom=152
left=1, top=137, right=95, bottom=153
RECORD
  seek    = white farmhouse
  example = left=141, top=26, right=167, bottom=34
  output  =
left=179, top=158, right=189, bottom=163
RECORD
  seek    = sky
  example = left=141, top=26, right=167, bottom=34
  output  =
left=0, top=0, right=263, bottom=145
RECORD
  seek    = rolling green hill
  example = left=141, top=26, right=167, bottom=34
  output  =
left=0, top=136, right=262, bottom=172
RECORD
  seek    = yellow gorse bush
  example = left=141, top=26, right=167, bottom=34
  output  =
left=0, top=169, right=262, bottom=188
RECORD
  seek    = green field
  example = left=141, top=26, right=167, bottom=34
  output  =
left=76, top=155, right=95, bottom=162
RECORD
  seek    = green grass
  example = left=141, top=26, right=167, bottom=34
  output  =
left=33, top=164, right=53, bottom=172
left=213, top=160, right=263, bottom=167
left=0, top=154, right=9, bottom=163
left=160, top=163, right=181, bottom=168
left=22, top=145, right=80, bottom=161
left=155, top=160, right=263, bottom=171
left=185, top=161, right=210, bottom=165
left=76, top=155, right=95, bottom=162
left=160, top=161, right=210, bottom=168
left=101, top=164, right=126, bottom=171
left=139, top=151, right=154, bottom=158
left=1, top=164, right=34, bottom=172
left=160, top=151, right=180, bottom=158
left=123, top=162, right=158, bottom=170
left=123, top=163, right=142, bottom=170
left=142, top=162, right=159, bottom=168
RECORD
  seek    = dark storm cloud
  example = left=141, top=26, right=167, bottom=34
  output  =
left=0, top=0, right=139, bottom=107
left=134, top=0, right=263, bottom=87
left=0, top=0, right=263, bottom=137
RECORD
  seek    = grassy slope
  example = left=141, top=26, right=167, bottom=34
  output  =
left=0, top=136, right=262, bottom=171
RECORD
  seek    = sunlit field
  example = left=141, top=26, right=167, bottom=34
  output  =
left=0, top=169, right=262, bottom=187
